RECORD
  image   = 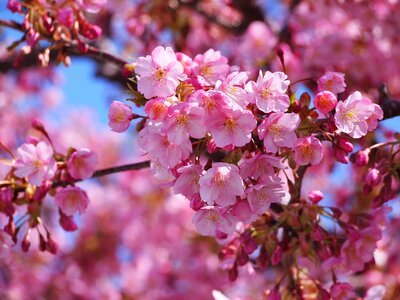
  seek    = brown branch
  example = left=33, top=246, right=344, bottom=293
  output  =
left=0, top=19, right=23, bottom=31
left=0, top=18, right=129, bottom=82
left=380, top=83, right=400, bottom=120
left=52, top=160, right=150, bottom=188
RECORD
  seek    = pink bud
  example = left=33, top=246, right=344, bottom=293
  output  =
left=308, top=190, right=324, bottom=204
left=81, top=23, right=102, bottom=40
left=337, top=137, right=353, bottom=153
left=7, top=0, right=21, bottom=13
left=206, top=139, right=217, bottom=153
left=215, top=229, right=228, bottom=240
left=59, top=212, right=78, bottom=231
left=354, top=148, right=370, bottom=167
left=189, top=193, right=204, bottom=211
left=67, top=149, right=98, bottom=180
left=108, top=101, right=133, bottom=133
left=366, top=168, right=381, bottom=187
left=21, top=229, right=31, bottom=252
left=314, top=91, right=338, bottom=114
left=334, top=147, right=349, bottom=164
left=228, top=265, right=238, bottom=281
left=46, top=236, right=58, bottom=254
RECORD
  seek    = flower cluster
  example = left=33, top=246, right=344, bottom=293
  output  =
left=109, top=46, right=383, bottom=239
left=1, top=121, right=98, bottom=252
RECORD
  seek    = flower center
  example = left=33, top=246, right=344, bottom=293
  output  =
left=269, top=124, right=285, bottom=137
left=260, top=88, right=271, bottom=99
left=155, top=68, right=166, bottom=81
left=225, top=118, right=236, bottom=131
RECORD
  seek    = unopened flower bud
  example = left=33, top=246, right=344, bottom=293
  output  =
left=355, top=148, right=370, bottom=167
left=7, top=0, right=21, bottom=13
left=308, top=190, right=324, bottom=204
left=337, top=137, right=353, bottom=153
left=366, top=168, right=381, bottom=187
left=215, top=229, right=228, bottom=240
left=59, top=212, right=78, bottom=231
left=315, top=91, right=338, bottom=114
left=46, top=236, right=58, bottom=254
left=189, top=193, right=203, bottom=211
left=334, top=147, right=349, bottom=164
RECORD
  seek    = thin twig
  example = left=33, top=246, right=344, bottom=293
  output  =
left=52, top=160, right=150, bottom=188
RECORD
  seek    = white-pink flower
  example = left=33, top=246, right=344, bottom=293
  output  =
left=67, top=149, right=98, bottom=180
left=246, top=70, right=290, bottom=113
left=293, top=136, right=323, bottom=166
left=199, top=162, right=244, bottom=207
left=215, top=71, right=251, bottom=108
left=14, top=142, right=57, bottom=186
left=162, top=102, right=205, bottom=144
left=314, top=91, right=337, bottom=114
left=317, top=72, right=346, bottom=94
left=192, top=49, right=230, bottom=85
left=138, top=127, right=192, bottom=168
left=192, top=206, right=236, bottom=237
left=206, top=108, right=257, bottom=147
left=173, top=164, right=204, bottom=200
left=366, top=103, right=384, bottom=131
left=108, top=101, right=133, bottom=133
left=246, top=175, right=287, bottom=215
left=239, top=153, right=284, bottom=180
left=334, top=91, right=375, bottom=138
left=258, top=112, right=300, bottom=153
left=55, top=186, right=89, bottom=216
left=136, top=46, right=186, bottom=98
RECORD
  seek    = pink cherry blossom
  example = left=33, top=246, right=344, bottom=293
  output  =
left=174, top=164, right=204, bottom=200
left=14, top=141, right=57, bottom=186
left=258, top=112, right=300, bottom=153
left=366, top=103, right=384, bottom=131
left=144, top=97, right=172, bottom=121
left=67, top=148, right=98, bottom=180
left=191, top=90, right=234, bottom=114
left=136, top=46, right=186, bottom=98
left=206, top=108, right=256, bottom=147
left=108, top=101, right=133, bottom=133
left=199, top=162, right=244, bottom=207
left=334, top=91, right=375, bottom=138
left=314, top=91, right=337, bottom=114
left=246, top=70, right=290, bottom=113
left=246, top=175, right=287, bottom=215
left=192, top=206, right=235, bottom=237
left=317, top=72, right=346, bottom=94
left=293, top=136, right=323, bottom=166
left=230, top=199, right=255, bottom=223
left=239, top=153, right=284, bottom=180
left=138, top=127, right=192, bottom=169
left=192, top=49, right=230, bottom=85
left=54, top=186, right=89, bottom=216
left=215, top=71, right=251, bottom=108
left=162, top=102, right=205, bottom=144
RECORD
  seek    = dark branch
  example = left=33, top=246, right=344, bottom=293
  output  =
left=380, top=84, right=400, bottom=120
left=52, top=160, right=150, bottom=188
